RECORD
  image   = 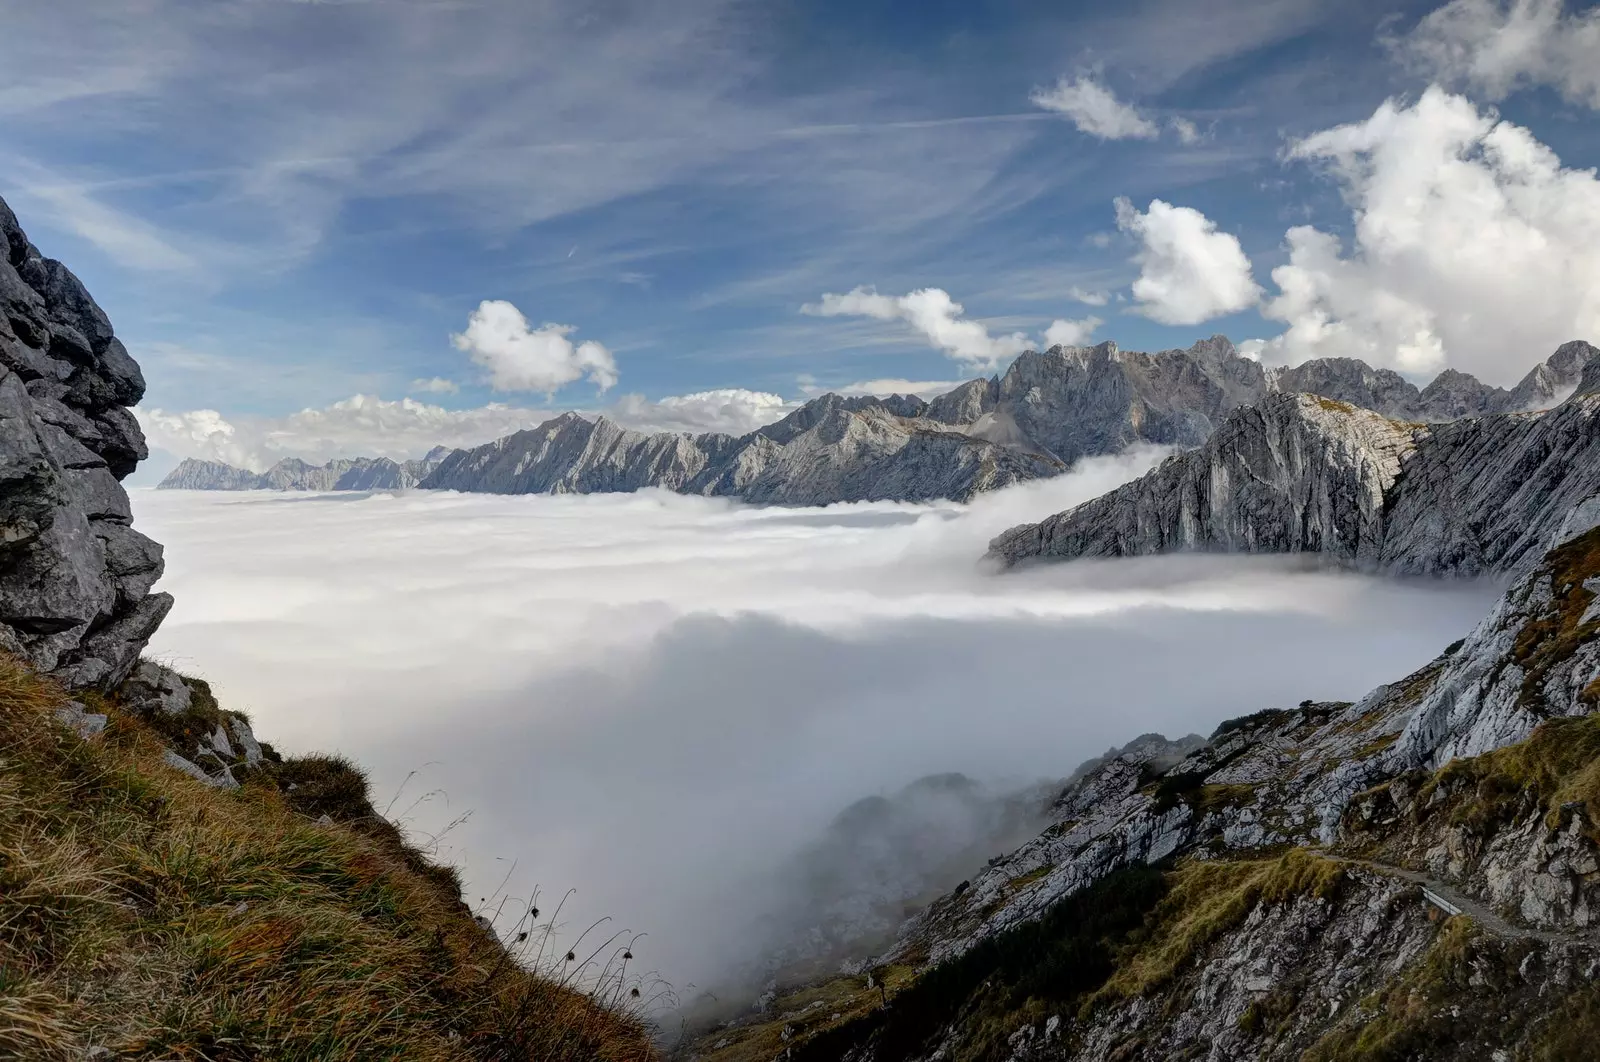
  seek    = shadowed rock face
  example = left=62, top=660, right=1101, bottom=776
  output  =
left=0, top=194, right=170, bottom=689
left=988, top=382, right=1600, bottom=578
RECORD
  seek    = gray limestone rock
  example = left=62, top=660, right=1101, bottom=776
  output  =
left=989, top=393, right=1420, bottom=570
left=0, top=193, right=166, bottom=687
left=989, top=388, right=1600, bottom=579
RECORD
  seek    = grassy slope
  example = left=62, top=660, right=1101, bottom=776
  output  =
left=0, top=654, right=658, bottom=1061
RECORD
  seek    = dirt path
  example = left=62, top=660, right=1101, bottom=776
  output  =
left=1319, top=852, right=1576, bottom=945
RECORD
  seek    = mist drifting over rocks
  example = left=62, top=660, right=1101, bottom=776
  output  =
left=130, top=461, right=1497, bottom=991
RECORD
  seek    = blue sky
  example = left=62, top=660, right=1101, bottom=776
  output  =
left=2, top=0, right=1598, bottom=472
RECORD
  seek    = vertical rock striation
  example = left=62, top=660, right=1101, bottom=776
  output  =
left=988, top=384, right=1600, bottom=578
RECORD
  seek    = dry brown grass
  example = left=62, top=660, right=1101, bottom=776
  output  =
left=0, top=654, right=658, bottom=1061
left=1090, top=849, right=1344, bottom=1006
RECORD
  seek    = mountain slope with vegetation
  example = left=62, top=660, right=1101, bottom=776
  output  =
left=0, top=655, right=656, bottom=1061
left=684, top=527, right=1600, bottom=1062
left=0, top=191, right=657, bottom=1061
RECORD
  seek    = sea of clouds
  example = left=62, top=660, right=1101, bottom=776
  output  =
left=130, top=451, right=1498, bottom=996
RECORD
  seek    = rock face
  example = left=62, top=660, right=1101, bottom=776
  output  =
left=159, top=446, right=451, bottom=491
left=0, top=194, right=170, bottom=689
left=714, top=529, right=1600, bottom=1062
left=989, top=386, right=1600, bottom=578
left=422, top=400, right=1064, bottom=505
left=156, top=339, right=1597, bottom=508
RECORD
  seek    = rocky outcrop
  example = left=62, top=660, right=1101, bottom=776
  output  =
left=989, top=386, right=1600, bottom=578
left=988, top=393, right=1421, bottom=571
left=707, top=529, right=1600, bottom=1062
left=0, top=194, right=169, bottom=689
left=159, top=446, right=452, bottom=492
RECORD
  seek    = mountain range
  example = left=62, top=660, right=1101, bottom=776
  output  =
left=12, top=184, right=1600, bottom=1062
left=160, top=338, right=1593, bottom=507
left=988, top=344, right=1600, bottom=578
left=160, top=445, right=452, bottom=491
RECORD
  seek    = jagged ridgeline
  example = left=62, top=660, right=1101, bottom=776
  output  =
left=159, top=338, right=1594, bottom=507
left=988, top=350, right=1600, bottom=577
left=682, top=354, right=1600, bottom=1059
left=688, top=528, right=1600, bottom=1061
left=0, top=197, right=659, bottom=1058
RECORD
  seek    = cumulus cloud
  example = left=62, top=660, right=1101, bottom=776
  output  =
left=1401, top=0, right=1600, bottom=107
left=410, top=377, right=459, bottom=395
left=803, top=287, right=1034, bottom=369
left=607, top=389, right=797, bottom=436
left=1043, top=316, right=1105, bottom=349
left=137, top=388, right=801, bottom=470
left=1259, top=86, right=1600, bottom=382
left=451, top=299, right=619, bottom=395
left=804, top=287, right=1102, bottom=368
left=818, top=378, right=975, bottom=399
left=1113, top=197, right=1262, bottom=325
left=1068, top=286, right=1111, bottom=307
left=131, top=467, right=1496, bottom=993
left=1031, top=75, right=1159, bottom=140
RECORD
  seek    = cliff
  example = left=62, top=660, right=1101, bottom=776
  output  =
left=989, top=371, right=1600, bottom=577
left=0, top=194, right=658, bottom=1060
left=0, top=197, right=169, bottom=689
left=687, top=527, right=1600, bottom=1062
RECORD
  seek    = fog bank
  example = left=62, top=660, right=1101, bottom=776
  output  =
left=131, top=455, right=1498, bottom=992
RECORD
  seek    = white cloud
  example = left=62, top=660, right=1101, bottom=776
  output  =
left=6, top=163, right=203, bottom=274
left=803, top=287, right=1034, bottom=369
left=1259, top=86, right=1600, bottom=382
left=1402, top=0, right=1600, bottom=107
left=130, top=462, right=1492, bottom=991
left=1043, top=316, right=1105, bottom=348
left=607, top=389, right=797, bottom=436
left=804, top=287, right=1105, bottom=368
left=137, top=387, right=807, bottom=470
left=1030, top=75, right=1159, bottom=140
left=1237, top=338, right=1269, bottom=361
left=1068, top=286, right=1110, bottom=307
left=451, top=299, right=618, bottom=395
left=1113, top=197, right=1261, bottom=325
left=825, top=378, right=974, bottom=399
left=137, top=397, right=545, bottom=471
left=410, top=377, right=460, bottom=395
left=1169, top=116, right=1202, bottom=144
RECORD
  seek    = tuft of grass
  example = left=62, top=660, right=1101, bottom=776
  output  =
left=788, top=864, right=1169, bottom=1062
left=1210, top=708, right=1293, bottom=741
left=1311, top=396, right=1356, bottom=414
left=1506, top=526, right=1600, bottom=710
left=0, top=652, right=657, bottom=1061
left=1090, top=849, right=1344, bottom=1006
left=1300, top=918, right=1487, bottom=1062
left=1423, top=712, right=1600, bottom=840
